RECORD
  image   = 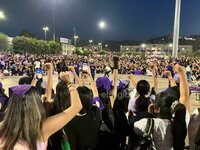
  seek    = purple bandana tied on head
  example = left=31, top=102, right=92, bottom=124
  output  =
left=117, top=80, right=130, bottom=90
left=96, top=76, right=112, bottom=91
left=9, top=84, right=32, bottom=97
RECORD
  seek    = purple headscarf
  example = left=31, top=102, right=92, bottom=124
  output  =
left=96, top=76, right=112, bottom=91
left=9, top=84, right=32, bottom=97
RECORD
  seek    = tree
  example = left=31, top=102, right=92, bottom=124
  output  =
left=0, top=32, right=9, bottom=51
left=48, top=41, right=62, bottom=54
left=12, top=36, right=62, bottom=54
left=19, top=29, right=38, bottom=39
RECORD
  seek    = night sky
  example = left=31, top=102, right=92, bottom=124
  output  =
left=0, top=0, right=200, bottom=42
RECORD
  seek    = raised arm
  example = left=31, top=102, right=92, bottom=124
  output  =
left=31, top=75, right=37, bottom=87
left=164, top=71, right=177, bottom=87
left=42, top=72, right=82, bottom=141
left=174, top=64, right=190, bottom=112
left=69, top=66, right=80, bottom=85
left=45, top=63, right=53, bottom=103
left=87, top=65, right=99, bottom=97
left=127, top=75, right=137, bottom=89
left=110, top=69, right=118, bottom=108
left=150, top=63, right=158, bottom=92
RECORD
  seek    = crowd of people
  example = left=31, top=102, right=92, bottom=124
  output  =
left=0, top=52, right=199, bottom=80
left=0, top=52, right=200, bottom=150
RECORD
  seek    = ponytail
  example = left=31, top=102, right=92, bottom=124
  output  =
left=135, top=95, right=150, bottom=113
left=172, top=103, right=187, bottom=150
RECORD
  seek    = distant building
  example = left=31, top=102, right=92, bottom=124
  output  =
left=120, top=44, right=193, bottom=53
left=82, top=44, right=101, bottom=51
left=59, top=37, right=75, bottom=54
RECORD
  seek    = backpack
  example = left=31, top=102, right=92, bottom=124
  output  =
left=131, top=118, right=156, bottom=150
left=100, top=104, right=115, bottom=134
left=194, top=125, right=200, bottom=149
left=96, top=104, right=117, bottom=150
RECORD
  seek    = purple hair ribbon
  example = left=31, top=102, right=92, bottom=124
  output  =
left=92, top=97, right=104, bottom=110
left=9, top=84, right=32, bottom=96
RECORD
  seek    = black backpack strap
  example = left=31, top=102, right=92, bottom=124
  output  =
left=144, top=118, right=154, bottom=136
left=144, top=118, right=156, bottom=149
left=195, top=125, right=200, bottom=146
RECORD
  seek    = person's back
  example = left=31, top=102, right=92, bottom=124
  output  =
left=134, top=118, right=173, bottom=150
left=64, top=106, right=100, bottom=150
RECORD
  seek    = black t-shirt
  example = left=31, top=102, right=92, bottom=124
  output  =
left=64, top=106, right=101, bottom=150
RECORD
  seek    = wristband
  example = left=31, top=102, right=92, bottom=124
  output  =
left=92, top=97, right=104, bottom=110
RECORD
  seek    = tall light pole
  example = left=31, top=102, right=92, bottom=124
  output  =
left=43, top=27, right=49, bottom=41
left=172, top=0, right=181, bottom=58
left=99, top=20, right=106, bottom=51
left=74, top=36, right=79, bottom=47
left=52, top=0, right=56, bottom=41
left=0, top=11, right=5, bottom=20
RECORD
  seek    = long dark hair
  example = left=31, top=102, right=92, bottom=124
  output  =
left=135, top=80, right=150, bottom=114
left=155, top=92, right=186, bottom=149
left=77, top=86, right=93, bottom=114
left=54, top=81, right=71, bottom=113
left=0, top=87, right=46, bottom=150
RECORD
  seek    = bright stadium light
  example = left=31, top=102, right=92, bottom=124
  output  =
left=141, top=44, right=146, bottom=48
left=43, top=26, right=49, bottom=41
left=0, top=11, right=5, bottom=20
left=89, top=40, right=93, bottom=45
left=99, top=21, right=106, bottom=29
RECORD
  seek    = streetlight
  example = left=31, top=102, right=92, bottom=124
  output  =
left=98, top=43, right=102, bottom=51
left=168, top=43, right=173, bottom=54
left=43, top=26, right=49, bottom=41
left=105, top=44, right=108, bottom=49
left=89, top=40, right=93, bottom=45
left=0, top=11, right=5, bottom=20
left=98, top=20, right=106, bottom=50
left=74, top=36, right=79, bottom=47
left=99, top=21, right=106, bottom=29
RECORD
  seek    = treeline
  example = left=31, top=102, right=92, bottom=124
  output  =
left=12, top=36, right=62, bottom=54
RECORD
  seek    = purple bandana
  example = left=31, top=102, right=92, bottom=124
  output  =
left=92, top=97, right=104, bottom=110
left=9, top=84, right=32, bottom=96
left=96, top=76, right=112, bottom=91
left=117, top=80, right=130, bottom=90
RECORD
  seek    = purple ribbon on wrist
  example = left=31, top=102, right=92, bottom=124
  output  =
left=92, top=97, right=104, bottom=110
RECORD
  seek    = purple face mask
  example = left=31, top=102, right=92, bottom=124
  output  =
left=9, top=84, right=32, bottom=97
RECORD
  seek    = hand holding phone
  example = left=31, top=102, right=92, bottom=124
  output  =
left=82, top=63, right=88, bottom=73
left=113, top=56, right=119, bottom=69
left=35, top=68, right=43, bottom=79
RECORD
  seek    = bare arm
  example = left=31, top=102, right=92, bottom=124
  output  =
left=42, top=72, right=82, bottom=141
left=127, top=75, right=137, bottom=89
left=31, top=75, right=37, bottom=87
left=150, top=64, right=158, bottom=92
left=110, top=69, right=118, bottom=108
left=175, top=65, right=190, bottom=112
left=69, top=66, right=80, bottom=85
left=45, top=63, right=53, bottom=103
left=87, top=65, right=99, bottom=97
left=164, top=71, right=177, bottom=87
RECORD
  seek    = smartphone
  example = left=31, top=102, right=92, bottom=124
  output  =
left=82, top=63, right=88, bottom=73
left=113, top=56, right=119, bottom=69
left=35, top=68, right=43, bottom=79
